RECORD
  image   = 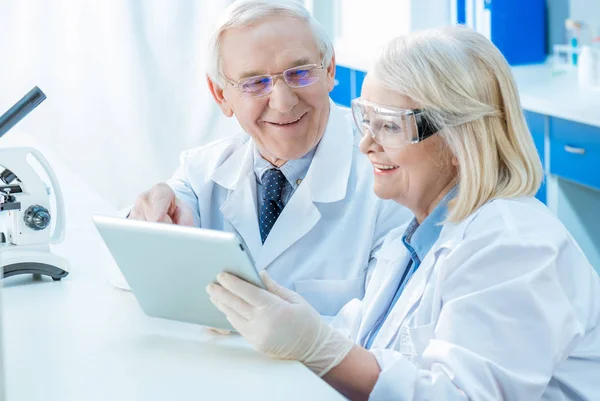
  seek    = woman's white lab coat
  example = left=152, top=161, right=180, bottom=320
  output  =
left=332, top=197, right=600, bottom=400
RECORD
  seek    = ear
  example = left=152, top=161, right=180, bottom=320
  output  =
left=206, top=75, right=234, bottom=117
left=325, top=52, right=336, bottom=92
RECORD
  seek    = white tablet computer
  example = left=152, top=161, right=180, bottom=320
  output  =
left=92, top=215, right=264, bottom=331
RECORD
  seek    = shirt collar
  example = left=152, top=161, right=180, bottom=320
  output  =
left=402, top=186, right=458, bottom=264
left=253, top=144, right=316, bottom=190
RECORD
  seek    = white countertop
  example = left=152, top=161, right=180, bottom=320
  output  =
left=512, top=63, right=600, bottom=128
left=0, top=133, right=345, bottom=401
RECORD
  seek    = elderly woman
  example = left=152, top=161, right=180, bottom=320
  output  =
left=207, top=26, right=600, bottom=400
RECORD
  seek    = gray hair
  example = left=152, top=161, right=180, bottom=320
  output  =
left=207, top=0, right=333, bottom=87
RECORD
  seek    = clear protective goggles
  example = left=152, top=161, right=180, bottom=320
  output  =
left=351, top=98, right=439, bottom=147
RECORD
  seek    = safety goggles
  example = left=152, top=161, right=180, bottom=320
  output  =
left=351, top=98, right=439, bottom=148
left=224, top=63, right=325, bottom=98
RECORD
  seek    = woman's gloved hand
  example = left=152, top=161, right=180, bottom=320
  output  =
left=207, top=271, right=354, bottom=377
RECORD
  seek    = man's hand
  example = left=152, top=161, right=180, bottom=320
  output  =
left=129, top=183, right=195, bottom=226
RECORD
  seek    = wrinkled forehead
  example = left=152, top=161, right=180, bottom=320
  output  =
left=219, top=15, right=322, bottom=79
left=361, top=73, right=420, bottom=110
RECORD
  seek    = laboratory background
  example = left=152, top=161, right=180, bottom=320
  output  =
left=1, top=0, right=600, bottom=267
left=0, top=0, right=600, bottom=400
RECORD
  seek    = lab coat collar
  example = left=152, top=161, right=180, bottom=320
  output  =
left=358, top=220, right=452, bottom=348
left=364, top=194, right=488, bottom=347
left=303, top=99, right=353, bottom=203
left=367, top=206, right=482, bottom=348
left=435, top=200, right=481, bottom=250
left=209, top=100, right=354, bottom=269
left=211, top=99, right=353, bottom=202
left=358, top=250, right=412, bottom=345
left=372, top=246, right=440, bottom=348
left=211, top=139, right=262, bottom=260
left=371, top=212, right=478, bottom=348
left=403, top=186, right=457, bottom=263
left=378, top=223, right=412, bottom=261
left=254, top=144, right=315, bottom=191
left=210, top=138, right=254, bottom=191
left=257, top=100, right=354, bottom=268
left=356, top=225, right=410, bottom=344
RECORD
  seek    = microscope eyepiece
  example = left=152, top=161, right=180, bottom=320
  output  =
left=0, top=86, right=46, bottom=139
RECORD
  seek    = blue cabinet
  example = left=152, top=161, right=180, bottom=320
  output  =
left=330, top=65, right=352, bottom=107
left=522, top=112, right=600, bottom=272
left=331, top=66, right=368, bottom=107
left=355, top=70, right=366, bottom=99
left=549, top=118, right=600, bottom=191
left=490, top=0, right=546, bottom=65
left=454, top=0, right=546, bottom=66
left=524, top=110, right=547, bottom=204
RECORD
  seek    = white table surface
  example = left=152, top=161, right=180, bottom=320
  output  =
left=511, top=63, right=600, bottom=128
left=0, top=133, right=345, bottom=401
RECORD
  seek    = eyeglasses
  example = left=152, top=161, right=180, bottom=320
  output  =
left=351, top=98, right=439, bottom=148
left=224, top=63, right=325, bottom=98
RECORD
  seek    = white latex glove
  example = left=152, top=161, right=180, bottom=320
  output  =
left=206, top=327, right=232, bottom=336
left=207, top=271, right=354, bottom=377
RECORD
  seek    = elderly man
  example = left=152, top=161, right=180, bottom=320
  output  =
left=129, top=0, right=410, bottom=317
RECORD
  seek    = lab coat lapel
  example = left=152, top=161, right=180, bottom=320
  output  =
left=393, top=221, right=466, bottom=324
left=374, top=250, right=438, bottom=348
left=256, top=182, right=320, bottom=270
left=357, top=235, right=411, bottom=345
left=256, top=101, right=353, bottom=270
left=212, top=140, right=262, bottom=261
left=360, top=217, right=468, bottom=347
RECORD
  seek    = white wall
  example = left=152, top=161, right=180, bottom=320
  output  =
left=410, top=0, right=451, bottom=33
left=338, top=0, right=412, bottom=47
left=0, top=0, right=454, bottom=208
left=313, top=0, right=451, bottom=70
left=0, top=1, right=236, bottom=209
left=570, top=0, right=600, bottom=45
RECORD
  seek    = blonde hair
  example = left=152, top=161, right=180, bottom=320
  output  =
left=207, top=0, right=333, bottom=87
left=374, top=25, right=543, bottom=222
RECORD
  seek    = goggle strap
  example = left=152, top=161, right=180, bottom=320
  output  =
left=414, top=110, right=440, bottom=141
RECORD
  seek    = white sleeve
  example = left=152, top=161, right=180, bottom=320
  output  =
left=368, top=238, right=584, bottom=401
left=165, top=150, right=201, bottom=226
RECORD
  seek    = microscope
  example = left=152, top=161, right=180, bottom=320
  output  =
left=0, top=87, right=69, bottom=280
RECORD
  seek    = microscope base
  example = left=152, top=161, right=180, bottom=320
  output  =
left=0, top=245, right=69, bottom=280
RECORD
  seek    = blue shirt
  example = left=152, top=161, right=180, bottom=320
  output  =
left=254, top=145, right=316, bottom=216
left=364, top=187, right=457, bottom=349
